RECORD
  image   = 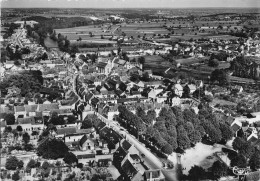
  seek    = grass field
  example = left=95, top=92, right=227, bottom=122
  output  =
left=143, top=55, right=173, bottom=74
left=55, top=24, right=118, bottom=41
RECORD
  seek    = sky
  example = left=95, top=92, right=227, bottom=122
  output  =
left=1, top=0, right=260, bottom=8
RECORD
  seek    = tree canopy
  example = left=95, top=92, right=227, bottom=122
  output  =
left=63, top=152, right=78, bottom=165
left=37, top=138, right=69, bottom=159
left=5, top=156, right=24, bottom=170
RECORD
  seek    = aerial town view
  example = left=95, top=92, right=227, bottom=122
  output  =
left=0, top=0, right=260, bottom=180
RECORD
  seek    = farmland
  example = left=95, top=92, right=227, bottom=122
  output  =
left=142, top=55, right=173, bottom=74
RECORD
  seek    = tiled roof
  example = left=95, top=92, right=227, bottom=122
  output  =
left=17, top=117, right=35, bottom=124
left=85, top=92, right=94, bottom=101
left=77, top=154, right=95, bottom=159
left=24, top=105, right=38, bottom=113
left=91, top=97, right=99, bottom=106
left=97, top=121, right=106, bottom=130
left=122, top=159, right=137, bottom=177
left=122, top=140, right=132, bottom=151
left=37, top=103, right=59, bottom=112
left=56, top=127, right=77, bottom=135
left=97, top=62, right=108, bottom=68
left=50, top=109, right=72, bottom=115
left=144, top=170, right=163, bottom=179
left=117, top=98, right=139, bottom=103
left=79, top=135, right=88, bottom=147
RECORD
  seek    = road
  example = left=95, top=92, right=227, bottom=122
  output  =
left=15, top=29, right=24, bottom=48
left=96, top=113, right=178, bottom=181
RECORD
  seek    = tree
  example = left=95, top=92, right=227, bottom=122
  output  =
left=11, top=171, right=20, bottom=181
left=189, top=130, right=201, bottom=144
left=136, top=106, right=146, bottom=120
left=167, top=136, right=178, bottom=150
left=161, top=143, right=173, bottom=155
left=41, top=161, right=49, bottom=170
left=63, top=152, right=78, bottom=165
left=147, top=109, right=156, bottom=121
left=188, top=165, right=206, bottom=181
left=6, top=156, right=23, bottom=170
left=4, top=126, right=12, bottom=133
left=81, top=118, right=93, bottom=129
left=219, top=123, right=233, bottom=141
left=177, top=125, right=191, bottom=149
left=201, top=121, right=222, bottom=143
left=130, top=72, right=139, bottom=82
left=138, top=56, right=145, bottom=64
left=4, top=114, right=15, bottom=125
left=202, top=95, right=213, bottom=103
left=171, top=106, right=184, bottom=126
left=249, top=151, right=260, bottom=171
left=230, top=154, right=247, bottom=168
left=184, top=122, right=195, bottom=135
left=232, top=137, right=246, bottom=151
left=22, top=132, right=30, bottom=144
left=16, top=125, right=23, bottom=132
left=239, top=143, right=255, bottom=159
left=141, top=72, right=150, bottom=82
left=210, top=69, right=230, bottom=86
left=211, top=160, right=228, bottom=179
left=208, top=59, right=219, bottom=67
left=26, top=159, right=37, bottom=172
left=37, top=138, right=69, bottom=159
left=182, top=85, right=191, bottom=98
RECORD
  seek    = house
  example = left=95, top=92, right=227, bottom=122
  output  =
left=143, top=70, right=153, bottom=77
left=148, top=89, right=163, bottom=99
left=195, top=80, right=203, bottom=88
left=186, top=84, right=197, bottom=94
left=143, top=170, right=165, bottom=181
left=79, top=134, right=95, bottom=151
left=113, top=58, right=126, bottom=68
left=96, top=61, right=112, bottom=75
left=247, top=132, right=258, bottom=143
left=231, top=85, right=243, bottom=94
left=13, top=117, right=44, bottom=133
left=37, top=103, right=59, bottom=116
left=121, top=157, right=145, bottom=181
left=231, top=120, right=242, bottom=135
left=99, top=127, right=123, bottom=150
left=173, top=84, right=183, bottom=97
left=24, top=104, right=38, bottom=117
left=14, top=106, right=26, bottom=119
left=64, top=133, right=85, bottom=145
left=55, top=127, right=77, bottom=138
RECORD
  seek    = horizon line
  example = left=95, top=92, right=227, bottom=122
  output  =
left=2, top=7, right=260, bottom=9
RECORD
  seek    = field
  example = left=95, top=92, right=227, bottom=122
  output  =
left=115, top=22, right=170, bottom=37
left=55, top=24, right=118, bottom=41
left=143, top=55, right=173, bottom=74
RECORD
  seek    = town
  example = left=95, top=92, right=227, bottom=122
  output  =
left=1, top=3, right=260, bottom=181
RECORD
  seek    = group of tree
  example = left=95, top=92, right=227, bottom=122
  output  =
left=210, top=69, right=230, bottom=86
left=5, top=156, right=24, bottom=170
left=48, top=112, right=77, bottom=126
left=187, top=160, right=228, bottom=180
left=0, top=70, right=43, bottom=97
left=2, top=23, right=20, bottom=39
left=118, top=103, right=233, bottom=155
left=37, top=137, right=69, bottom=159
left=230, top=56, right=259, bottom=80
left=231, top=136, right=260, bottom=171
